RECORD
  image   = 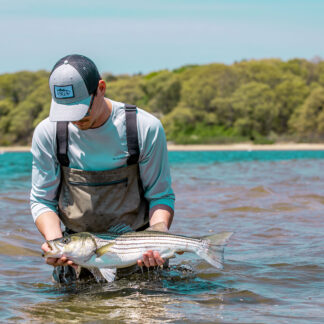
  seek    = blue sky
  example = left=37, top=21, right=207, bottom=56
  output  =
left=1, top=0, right=323, bottom=75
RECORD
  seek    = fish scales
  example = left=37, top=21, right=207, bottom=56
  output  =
left=111, top=238, right=202, bottom=250
left=114, top=236, right=202, bottom=245
left=115, top=235, right=202, bottom=245
left=119, top=231, right=200, bottom=240
left=110, top=242, right=200, bottom=250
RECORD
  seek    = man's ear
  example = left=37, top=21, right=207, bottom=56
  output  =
left=98, top=79, right=106, bottom=95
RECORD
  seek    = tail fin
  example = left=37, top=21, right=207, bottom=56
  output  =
left=196, top=232, right=233, bottom=269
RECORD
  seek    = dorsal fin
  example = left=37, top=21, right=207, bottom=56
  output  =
left=107, top=224, right=134, bottom=234
left=94, top=224, right=134, bottom=241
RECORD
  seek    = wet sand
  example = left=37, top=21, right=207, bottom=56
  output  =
left=2, top=143, right=324, bottom=152
left=0, top=146, right=31, bottom=152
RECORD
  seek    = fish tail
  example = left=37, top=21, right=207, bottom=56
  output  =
left=196, top=232, right=233, bottom=269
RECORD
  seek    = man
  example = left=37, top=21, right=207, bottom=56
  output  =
left=30, top=54, right=175, bottom=282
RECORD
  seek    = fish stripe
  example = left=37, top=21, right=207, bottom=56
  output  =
left=115, top=240, right=204, bottom=246
left=109, top=240, right=202, bottom=251
left=116, top=236, right=202, bottom=244
left=111, top=244, right=193, bottom=251
left=120, top=232, right=200, bottom=241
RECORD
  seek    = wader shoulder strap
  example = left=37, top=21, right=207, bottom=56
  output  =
left=56, top=121, right=70, bottom=167
left=125, top=104, right=140, bottom=165
left=56, top=105, right=139, bottom=166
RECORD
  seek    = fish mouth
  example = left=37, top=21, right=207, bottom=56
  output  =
left=46, top=241, right=53, bottom=250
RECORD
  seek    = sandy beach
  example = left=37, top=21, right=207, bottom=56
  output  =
left=167, top=143, right=324, bottom=151
left=1, top=143, right=324, bottom=153
left=0, top=146, right=31, bottom=152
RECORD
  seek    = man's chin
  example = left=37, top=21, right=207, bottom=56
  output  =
left=75, top=123, right=91, bottom=130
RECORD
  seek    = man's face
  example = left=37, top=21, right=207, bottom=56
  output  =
left=72, top=95, right=95, bottom=130
left=72, top=114, right=93, bottom=130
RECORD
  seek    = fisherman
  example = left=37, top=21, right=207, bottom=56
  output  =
left=30, top=54, right=175, bottom=283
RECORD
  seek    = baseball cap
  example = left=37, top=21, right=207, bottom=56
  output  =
left=49, top=54, right=101, bottom=122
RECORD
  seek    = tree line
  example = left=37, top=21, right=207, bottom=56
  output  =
left=1, top=58, right=324, bottom=145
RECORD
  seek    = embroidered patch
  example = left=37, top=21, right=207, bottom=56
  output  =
left=54, top=85, right=74, bottom=99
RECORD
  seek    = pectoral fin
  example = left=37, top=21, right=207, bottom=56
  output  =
left=95, top=243, right=114, bottom=257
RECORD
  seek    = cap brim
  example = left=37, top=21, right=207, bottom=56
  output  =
left=49, top=96, right=91, bottom=122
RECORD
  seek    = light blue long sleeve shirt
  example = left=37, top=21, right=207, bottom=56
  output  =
left=30, top=99, right=175, bottom=222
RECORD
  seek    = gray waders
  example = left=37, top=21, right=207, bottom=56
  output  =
left=53, top=104, right=150, bottom=284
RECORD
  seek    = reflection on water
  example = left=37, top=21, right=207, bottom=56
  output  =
left=20, top=267, right=228, bottom=323
left=1, top=152, right=324, bottom=322
left=16, top=266, right=279, bottom=323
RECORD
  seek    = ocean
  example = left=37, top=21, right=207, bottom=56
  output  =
left=0, top=150, right=324, bottom=323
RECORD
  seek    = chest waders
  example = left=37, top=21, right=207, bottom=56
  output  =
left=52, top=104, right=150, bottom=284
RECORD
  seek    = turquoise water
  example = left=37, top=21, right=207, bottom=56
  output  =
left=169, top=150, right=324, bottom=164
left=0, top=151, right=324, bottom=323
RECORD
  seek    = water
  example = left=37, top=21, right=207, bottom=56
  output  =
left=1, top=151, right=324, bottom=323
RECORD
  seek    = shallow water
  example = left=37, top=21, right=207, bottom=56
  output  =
left=0, top=151, right=324, bottom=323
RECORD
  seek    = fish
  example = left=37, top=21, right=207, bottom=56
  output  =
left=44, top=223, right=233, bottom=283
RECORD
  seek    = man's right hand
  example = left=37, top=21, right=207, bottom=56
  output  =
left=35, top=211, right=78, bottom=269
left=41, top=242, right=78, bottom=269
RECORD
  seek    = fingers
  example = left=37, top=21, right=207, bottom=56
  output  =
left=153, top=251, right=164, bottom=266
left=45, top=256, right=77, bottom=268
left=67, top=260, right=79, bottom=270
left=41, top=242, right=51, bottom=252
left=46, top=257, right=59, bottom=266
left=42, top=241, right=77, bottom=269
left=45, top=256, right=67, bottom=266
left=138, top=250, right=164, bottom=268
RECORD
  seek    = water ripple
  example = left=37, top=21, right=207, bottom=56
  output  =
left=1, top=152, right=324, bottom=322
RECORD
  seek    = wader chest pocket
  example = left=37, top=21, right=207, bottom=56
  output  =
left=68, top=178, right=128, bottom=187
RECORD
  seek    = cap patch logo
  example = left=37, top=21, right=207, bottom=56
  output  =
left=54, top=85, right=74, bottom=99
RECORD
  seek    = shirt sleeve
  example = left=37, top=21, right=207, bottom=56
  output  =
left=30, top=120, right=61, bottom=222
left=138, top=115, right=175, bottom=211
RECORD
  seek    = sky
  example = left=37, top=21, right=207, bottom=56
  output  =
left=1, top=0, right=323, bottom=75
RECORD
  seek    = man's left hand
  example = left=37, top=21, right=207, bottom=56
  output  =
left=138, top=211, right=172, bottom=268
left=137, top=250, right=164, bottom=267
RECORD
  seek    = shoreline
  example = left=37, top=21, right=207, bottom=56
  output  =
left=1, top=143, right=324, bottom=153
left=167, top=143, right=324, bottom=151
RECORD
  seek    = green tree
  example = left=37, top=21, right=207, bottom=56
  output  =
left=6, top=80, right=51, bottom=143
left=289, top=86, right=324, bottom=140
left=234, top=59, right=283, bottom=88
left=230, top=82, right=277, bottom=137
left=106, top=75, right=145, bottom=108
left=2, top=58, right=324, bottom=146
left=273, top=75, right=309, bottom=133
left=180, top=64, right=238, bottom=113
left=145, top=73, right=181, bottom=114
left=282, top=58, right=319, bottom=85
left=161, top=104, right=198, bottom=141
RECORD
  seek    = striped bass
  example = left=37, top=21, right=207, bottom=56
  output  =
left=44, top=223, right=233, bottom=282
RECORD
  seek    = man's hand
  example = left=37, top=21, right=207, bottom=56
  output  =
left=137, top=250, right=164, bottom=268
left=36, top=212, right=77, bottom=269
left=41, top=242, right=78, bottom=269
left=137, top=214, right=170, bottom=268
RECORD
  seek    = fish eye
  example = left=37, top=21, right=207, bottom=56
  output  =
left=61, top=237, right=71, bottom=244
